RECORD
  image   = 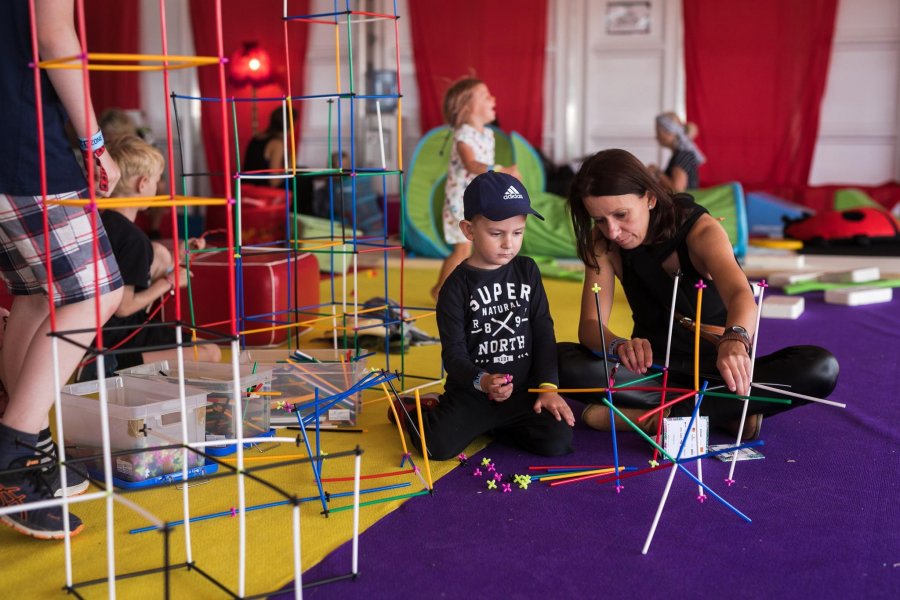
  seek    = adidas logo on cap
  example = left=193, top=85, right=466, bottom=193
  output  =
left=503, top=185, right=523, bottom=200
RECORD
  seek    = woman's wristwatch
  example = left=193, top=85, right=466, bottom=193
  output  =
left=717, top=326, right=751, bottom=354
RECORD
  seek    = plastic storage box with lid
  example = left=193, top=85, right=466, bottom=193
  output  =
left=239, top=348, right=366, bottom=428
left=59, top=376, right=210, bottom=485
left=116, top=360, right=274, bottom=455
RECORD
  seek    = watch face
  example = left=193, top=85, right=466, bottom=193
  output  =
left=729, top=326, right=748, bottom=335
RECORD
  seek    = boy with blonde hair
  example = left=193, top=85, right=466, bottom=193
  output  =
left=79, top=135, right=220, bottom=380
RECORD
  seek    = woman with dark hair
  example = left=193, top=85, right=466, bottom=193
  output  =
left=558, top=149, right=838, bottom=439
left=242, top=107, right=296, bottom=187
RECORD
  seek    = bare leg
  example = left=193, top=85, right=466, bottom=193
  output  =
left=142, top=340, right=221, bottom=365
left=1, top=288, right=122, bottom=434
left=431, top=241, right=472, bottom=301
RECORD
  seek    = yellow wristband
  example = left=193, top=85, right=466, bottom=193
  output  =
left=538, top=382, right=558, bottom=389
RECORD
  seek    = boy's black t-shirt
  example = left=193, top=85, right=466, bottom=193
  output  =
left=436, top=255, right=559, bottom=394
left=99, top=210, right=153, bottom=347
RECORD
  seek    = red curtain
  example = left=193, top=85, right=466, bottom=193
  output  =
left=684, top=0, right=838, bottom=200
left=190, top=0, right=310, bottom=195
left=83, top=0, right=140, bottom=112
left=409, top=0, right=546, bottom=148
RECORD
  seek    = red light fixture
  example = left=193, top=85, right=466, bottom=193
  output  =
left=228, top=42, right=274, bottom=133
left=228, top=41, right=272, bottom=88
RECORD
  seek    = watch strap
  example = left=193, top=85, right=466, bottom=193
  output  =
left=717, top=329, right=751, bottom=354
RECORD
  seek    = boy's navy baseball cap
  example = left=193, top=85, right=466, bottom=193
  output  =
left=463, top=171, right=544, bottom=222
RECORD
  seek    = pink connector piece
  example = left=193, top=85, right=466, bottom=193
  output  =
left=697, top=494, right=707, bottom=503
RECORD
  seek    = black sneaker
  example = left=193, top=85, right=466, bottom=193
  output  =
left=43, top=461, right=90, bottom=498
left=38, top=442, right=90, bottom=498
left=387, top=394, right=440, bottom=425
left=0, top=457, right=85, bottom=539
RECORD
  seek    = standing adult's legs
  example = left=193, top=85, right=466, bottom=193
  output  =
left=2, top=290, right=122, bottom=433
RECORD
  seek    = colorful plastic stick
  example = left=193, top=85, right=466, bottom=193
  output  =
left=727, top=279, right=767, bottom=484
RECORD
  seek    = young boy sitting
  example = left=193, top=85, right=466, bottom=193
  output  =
left=79, top=135, right=220, bottom=379
left=395, top=171, right=574, bottom=460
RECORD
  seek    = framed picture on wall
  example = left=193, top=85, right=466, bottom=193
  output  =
left=605, top=1, right=651, bottom=35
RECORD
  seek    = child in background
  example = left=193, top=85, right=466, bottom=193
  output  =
left=396, top=172, right=574, bottom=460
left=651, top=112, right=705, bottom=192
left=430, top=78, right=520, bottom=301
left=78, top=135, right=220, bottom=380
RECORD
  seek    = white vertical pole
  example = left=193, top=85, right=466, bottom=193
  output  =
left=375, top=100, right=386, bottom=169
left=351, top=451, right=362, bottom=575
left=292, top=502, right=303, bottom=599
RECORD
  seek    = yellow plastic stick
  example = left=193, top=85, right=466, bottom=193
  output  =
left=537, top=468, right=617, bottom=483
left=414, top=389, right=434, bottom=490
left=382, top=382, right=409, bottom=456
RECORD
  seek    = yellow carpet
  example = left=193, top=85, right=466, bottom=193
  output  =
left=0, top=262, right=632, bottom=598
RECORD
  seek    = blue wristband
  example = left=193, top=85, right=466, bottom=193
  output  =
left=473, top=371, right=487, bottom=391
left=79, top=130, right=104, bottom=152
left=608, top=337, right=628, bottom=356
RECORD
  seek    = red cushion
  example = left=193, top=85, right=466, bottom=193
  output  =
left=165, top=249, right=319, bottom=347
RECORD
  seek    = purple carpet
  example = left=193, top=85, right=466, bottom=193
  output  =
left=277, top=291, right=900, bottom=599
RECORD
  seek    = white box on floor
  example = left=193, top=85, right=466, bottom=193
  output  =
left=767, top=271, right=822, bottom=287
left=663, top=416, right=709, bottom=459
left=761, top=295, right=805, bottom=319
left=821, top=267, right=880, bottom=283
left=744, top=253, right=805, bottom=270
left=824, top=286, right=893, bottom=306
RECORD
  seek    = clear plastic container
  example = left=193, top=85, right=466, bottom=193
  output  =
left=239, top=348, right=366, bottom=427
left=60, top=376, right=208, bottom=482
left=116, top=360, right=273, bottom=443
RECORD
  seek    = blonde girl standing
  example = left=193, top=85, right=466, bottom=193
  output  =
left=430, top=78, right=519, bottom=300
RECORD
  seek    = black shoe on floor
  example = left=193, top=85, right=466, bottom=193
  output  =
left=387, top=394, right=440, bottom=425
left=43, top=461, right=90, bottom=498
left=38, top=441, right=90, bottom=498
left=0, top=457, right=85, bottom=540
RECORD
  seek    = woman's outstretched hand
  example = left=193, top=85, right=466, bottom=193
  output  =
left=716, top=340, right=752, bottom=398
left=615, top=337, right=653, bottom=374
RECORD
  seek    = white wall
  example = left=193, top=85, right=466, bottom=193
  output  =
left=808, top=0, right=900, bottom=185
left=543, top=0, right=682, bottom=168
